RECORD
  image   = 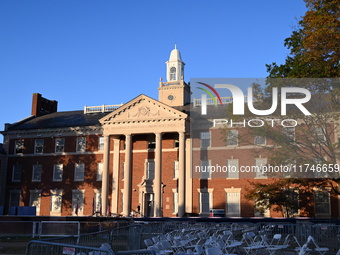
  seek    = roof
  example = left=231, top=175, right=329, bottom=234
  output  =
left=4, top=103, right=230, bottom=132
left=5, top=110, right=108, bottom=131
left=169, top=48, right=182, bottom=62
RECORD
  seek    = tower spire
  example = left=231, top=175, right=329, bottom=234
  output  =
left=158, top=47, right=190, bottom=107
left=166, top=46, right=184, bottom=81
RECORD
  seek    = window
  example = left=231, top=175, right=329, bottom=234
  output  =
left=227, top=130, right=238, bottom=146
left=200, top=131, right=211, bottom=148
left=15, top=140, right=24, bottom=154
left=55, top=138, right=65, bottom=153
left=227, top=159, right=239, bottom=179
left=199, top=191, right=212, bottom=214
left=50, top=189, right=62, bottom=215
left=72, top=190, right=84, bottom=216
left=30, top=190, right=41, bottom=215
left=174, top=140, right=179, bottom=148
left=9, top=190, right=20, bottom=207
left=285, top=188, right=299, bottom=217
left=200, top=160, right=211, bottom=179
left=255, top=158, right=267, bottom=178
left=146, top=160, right=155, bottom=180
left=315, top=190, right=330, bottom=215
left=76, top=137, right=86, bottom=152
left=98, top=137, right=105, bottom=151
left=32, top=164, right=42, bottom=182
left=225, top=191, right=241, bottom=217
left=74, top=163, right=85, bottom=181
left=314, top=127, right=326, bottom=142
left=254, top=136, right=266, bottom=145
left=170, top=67, right=176, bottom=81
left=34, top=139, right=44, bottom=154
left=173, top=190, right=179, bottom=214
left=12, top=165, right=22, bottom=182
left=283, top=160, right=296, bottom=178
left=174, top=161, right=179, bottom=179
left=94, top=189, right=102, bottom=215
left=97, top=163, right=103, bottom=181
left=283, top=127, right=295, bottom=141
left=53, top=164, right=63, bottom=181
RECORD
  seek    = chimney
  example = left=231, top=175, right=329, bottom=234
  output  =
left=31, top=93, right=58, bottom=116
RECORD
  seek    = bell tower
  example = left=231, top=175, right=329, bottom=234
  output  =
left=158, top=46, right=191, bottom=107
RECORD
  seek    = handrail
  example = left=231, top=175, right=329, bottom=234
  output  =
left=84, top=104, right=123, bottom=114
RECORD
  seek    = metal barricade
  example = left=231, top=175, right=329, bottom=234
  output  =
left=44, top=231, right=111, bottom=247
left=259, top=222, right=297, bottom=239
left=110, top=224, right=142, bottom=251
left=117, top=250, right=157, bottom=255
left=78, top=230, right=111, bottom=247
left=310, top=224, right=340, bottom=252
left=0, top=221, right=39, bottom=237
left=39, top=221, right=80, bottom=237
left=25, top=240, right=114, bottom=255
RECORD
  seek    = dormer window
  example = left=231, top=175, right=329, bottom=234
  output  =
left=170, top=67, right=176, bottom=81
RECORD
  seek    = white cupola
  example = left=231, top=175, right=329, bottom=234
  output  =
left=158, top=46, right=191, bottom=107
left=166, top=45, right=185, bottom=82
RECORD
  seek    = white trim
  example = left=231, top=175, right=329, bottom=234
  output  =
left=198, top=188, right=214, bottom=216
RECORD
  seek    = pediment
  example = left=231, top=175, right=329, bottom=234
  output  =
left=100, top=94, right=187, bottom=125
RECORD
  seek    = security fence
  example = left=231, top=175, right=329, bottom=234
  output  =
left=25, top=240, right=115, bottom=255
left=0, top=219, right=130, bottom=237
left=7, top=218, right=340, bottom=254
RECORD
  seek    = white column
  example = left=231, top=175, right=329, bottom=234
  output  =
left=154, top=132, right=162, bottom=217
left=178, top=132, right=186, bottom=217
left=123, top=134, right=132, bottom=217
left=101, top=135, right=110, bottom=216
left=112, top=138, right=120, bottom=214
left=185, top=137, right=193, bottom=213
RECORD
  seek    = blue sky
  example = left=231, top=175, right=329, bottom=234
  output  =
left=0, top=0, right=307, bottom=141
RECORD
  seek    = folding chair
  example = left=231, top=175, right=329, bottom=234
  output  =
left=307, top=236, right=329, bottom=255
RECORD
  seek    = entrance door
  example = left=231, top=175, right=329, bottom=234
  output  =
left=226, top=192, right=240, bottom=217
left=144, top=193, right=154, bottom=217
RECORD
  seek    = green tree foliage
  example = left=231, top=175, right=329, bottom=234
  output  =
left=266, top=0, right=340, bottom=79
left=244, top=0, right=340, bottom=216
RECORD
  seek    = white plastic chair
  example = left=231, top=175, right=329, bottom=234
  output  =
left=205, top=247, right=224, bottom=255
left=152, top=236, right=160, bottom=244
left=159, top=240, right=174, bottom=254
left=298, top=242, right=310, bottom=255
left=144, top=239, right=154, bottom=248
left=242, top=232, right=266, bottom=255
left=293, top=236, right=311, bottom=254
left=336, top=247, right=340, bottom=255
left=307, top=236, right=329, bottom=255
left=148, top=245, right=163, bottom=255
left=265, top=234, right=285, bottom=255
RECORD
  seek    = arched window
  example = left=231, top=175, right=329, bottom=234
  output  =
left=170, top=67, right=176, bottom=81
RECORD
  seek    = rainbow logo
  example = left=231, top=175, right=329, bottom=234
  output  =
left=197, top=82, right=223, bottom=105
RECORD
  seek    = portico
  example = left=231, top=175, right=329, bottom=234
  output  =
left=99, top=95, right=190, bottom=217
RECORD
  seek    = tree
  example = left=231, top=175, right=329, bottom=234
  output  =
left=266, top=0, right=340, bottom=79
left=245, top=178, right=327, bottom=217
left=244, top=0, right=340, bottom=216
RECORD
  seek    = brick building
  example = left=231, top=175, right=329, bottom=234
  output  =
left=1, top=47, right=339, bottom=218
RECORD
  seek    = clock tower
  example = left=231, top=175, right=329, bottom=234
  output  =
left=158, top=46, right=191, bottom=107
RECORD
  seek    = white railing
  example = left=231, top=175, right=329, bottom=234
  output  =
left=84, top=104, right=123, bottom=114
left=193, top=96, right=248, bottom=107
